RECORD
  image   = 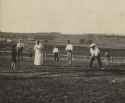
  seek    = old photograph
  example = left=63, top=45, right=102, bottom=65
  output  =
left=0, top=0, right=125, bottom=103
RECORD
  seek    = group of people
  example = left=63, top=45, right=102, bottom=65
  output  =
left=10, top=39, right=110, bottom=70
left=34, top=40, right=73, bottom=66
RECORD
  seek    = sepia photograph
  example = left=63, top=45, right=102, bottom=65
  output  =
left=0, top=0, right=125, bottom=103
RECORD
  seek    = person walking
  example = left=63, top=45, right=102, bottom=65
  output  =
left=89, top=43, right=102, bottom=69
left=65, top=40, right=73, bottom=65
left=34, top=40, right=43, bottom=66
left=16, top=39, right=24, bottom=62
left=53, top=45, right=59, bottom=63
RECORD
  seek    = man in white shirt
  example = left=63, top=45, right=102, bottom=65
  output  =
left=89, top=43, right=102, bottom=68
left=65, top=40, right=73, bottom=65
left=17, top=39, right=24, bottom=62
left=53, top=45, right=59, bottom=63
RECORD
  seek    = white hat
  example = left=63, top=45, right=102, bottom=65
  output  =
left=89, top=43, right=96, bottom=48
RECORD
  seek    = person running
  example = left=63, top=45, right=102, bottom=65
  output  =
left=65, top=40, right=73, bottom=65
left=53, top=45, right=59, bottom=63
left=10, top=44, right=17, bottom=70
left=34, top=40, right=44, bottom=66
left=89, top=43, right=102, bottom=69
left=16, top=39, right=24, bottom=62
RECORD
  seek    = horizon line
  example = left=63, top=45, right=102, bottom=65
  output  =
left=0, top=31, right=124, bottom=36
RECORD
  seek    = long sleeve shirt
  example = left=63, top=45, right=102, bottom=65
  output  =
left=65, top=44, right=73, bottom=51
left=53, top=48, right=59, bottom=53
left=90, top=47, right=100, bottom=57
left=17, top=43, right=24, bottom=48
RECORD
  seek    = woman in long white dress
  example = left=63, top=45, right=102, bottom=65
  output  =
left=34, top=40, right=43, bottom=65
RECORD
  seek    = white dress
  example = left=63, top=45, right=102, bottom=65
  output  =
left=34, top=44, right=43, bottom=65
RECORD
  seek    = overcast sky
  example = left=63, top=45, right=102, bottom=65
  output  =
left=1, top=0, right=125, bottom=34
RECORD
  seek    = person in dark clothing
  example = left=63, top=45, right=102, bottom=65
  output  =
left=10, top=44, right=17, bottom=70
left=43, top=40, right=48, bottom=65
left=104, top=51, right=111, bottom=66
left=17, top=39, right=24, bottom=62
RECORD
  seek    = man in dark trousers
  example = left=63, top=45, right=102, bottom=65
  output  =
left=53, top=45, right=59, bottom=63
left=17, top=39, right=24, bottom=63
left=65, top=40, right=73, bottom=65
left=89, top=43, right=102, bottom=69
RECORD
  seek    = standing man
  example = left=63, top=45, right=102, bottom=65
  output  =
left=65, top=40, right=73, bottom=65
left=17, top=39, right=24, bottom=62
left=89, top=43, right=102, bottom=69
left=53, top=45, right=59, bottom=63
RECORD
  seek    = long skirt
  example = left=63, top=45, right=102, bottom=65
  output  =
left=34, top=52, right=43, bottom=65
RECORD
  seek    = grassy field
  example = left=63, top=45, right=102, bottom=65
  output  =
left=0, top=55, right=125, bottom=103
left=0, top=33, right=125, bottom=103
left=0, top=70, right=125, bottom=103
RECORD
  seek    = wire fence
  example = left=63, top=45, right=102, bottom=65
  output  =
left=1, top=50, right=125, bottom=65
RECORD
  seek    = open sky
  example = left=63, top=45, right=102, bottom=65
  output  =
left=0, top=0, right=125, bottom=35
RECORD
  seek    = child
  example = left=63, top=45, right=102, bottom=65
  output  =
left=10, top=44, right=17, bottom=70
left=53, top=46, right=59, bottom=63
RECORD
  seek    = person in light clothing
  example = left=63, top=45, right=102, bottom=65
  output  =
left=34, top=40, right=43, bottom=65
left=65, top=40, right=73, bottom=65
left=53, top=46, right=59, bottom=62
left=17, top=39, right=24, bottom=62
left=89, top=43, right=102, bottom=68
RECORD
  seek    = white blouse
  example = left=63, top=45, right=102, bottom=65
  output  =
left=65, top=44, right=73, bottom=51
left=90, top=47, right=100, bottom=57
left=17, top=43, right=24, bottom=48
left=53, top=48, right=59, bottom=53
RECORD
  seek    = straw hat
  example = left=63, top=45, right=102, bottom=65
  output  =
left=89, top=43, right=96, bottom=48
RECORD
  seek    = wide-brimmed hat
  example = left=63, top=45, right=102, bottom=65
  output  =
left=89, top=43, right=96, bottom=48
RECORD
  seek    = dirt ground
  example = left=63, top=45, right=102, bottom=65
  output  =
left=0, top=72, right=125, bottom=103
left=0, top=56, right=125, bottom=103
left=1, top=33, right=125, bottom=103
